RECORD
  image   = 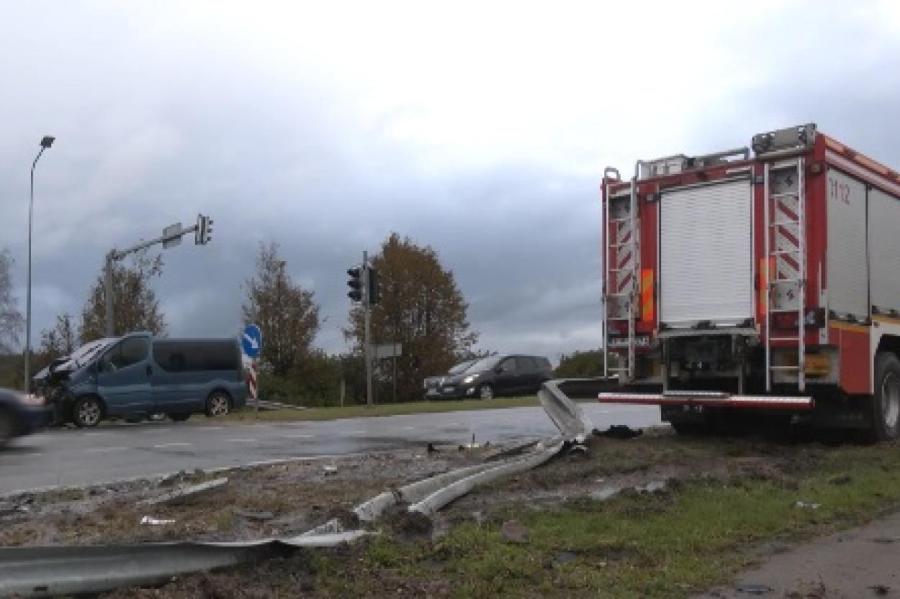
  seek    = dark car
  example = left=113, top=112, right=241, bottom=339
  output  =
left=423, top=359, right=477, bottom=399
left=431, top=354, right=553, bottom=400
left=0, top=387, right=50, bottom=447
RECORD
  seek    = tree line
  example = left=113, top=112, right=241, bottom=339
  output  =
left=0, top=233, right=479, bottom=404
left=0, top=236, right=610, bottom=402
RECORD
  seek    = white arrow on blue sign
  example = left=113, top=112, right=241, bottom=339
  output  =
left=241, top=324, right=262, bottom=359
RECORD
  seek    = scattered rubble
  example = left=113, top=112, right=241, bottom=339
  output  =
left=139, top=477, right=229, bottom=507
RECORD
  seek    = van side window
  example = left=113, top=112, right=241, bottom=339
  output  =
left=153, top=341, right=238, bottom=372
left=499, top=358, right=516, bottom=373
left=103, top=337, right=149, bottom=371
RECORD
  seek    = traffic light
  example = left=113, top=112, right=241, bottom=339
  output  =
left=195, top=214, right=213, bottom=245
left=347, top=266, right=363, bottom=302
left=367, top=267, right=379, bottom=305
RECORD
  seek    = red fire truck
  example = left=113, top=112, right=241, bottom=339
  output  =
left=599, top=124, right=900, bottom=440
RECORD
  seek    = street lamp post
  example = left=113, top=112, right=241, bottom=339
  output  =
left=24, top=135, right=55, bottom=395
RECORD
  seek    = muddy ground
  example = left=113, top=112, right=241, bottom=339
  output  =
left=0, top=428, right=871, bottom=597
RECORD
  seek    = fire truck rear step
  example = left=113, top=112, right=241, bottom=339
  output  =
left=598, top=391, right=814, bottom=411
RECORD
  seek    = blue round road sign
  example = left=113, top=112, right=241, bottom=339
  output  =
left=242, top=324, right=262, bottom=358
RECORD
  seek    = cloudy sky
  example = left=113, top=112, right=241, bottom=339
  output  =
left=1, top=1, right=899, bottom=362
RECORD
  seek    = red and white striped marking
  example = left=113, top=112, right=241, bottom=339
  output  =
left=247, top=359, right=258, bottom=404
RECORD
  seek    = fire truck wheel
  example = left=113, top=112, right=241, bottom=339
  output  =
left=871, top=352, right=900, bottom=442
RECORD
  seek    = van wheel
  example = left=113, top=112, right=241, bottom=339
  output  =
left=478, top=385, right=494, bottom=400
left=73, top=396, right=103, bottom=428
left=169, top=413, right=190, bottom=422
left=870, top=353, right=900, bottom=442
left=0, top=409, right=13, bottom=447
left=205, top=392, right=231, bottom=417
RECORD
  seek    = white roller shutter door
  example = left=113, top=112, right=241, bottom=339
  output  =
left=868, top=187, right=900, bottom=314
left=826, top=169, right=868, bottom=320
left=660, top=179, right=753, bottom=327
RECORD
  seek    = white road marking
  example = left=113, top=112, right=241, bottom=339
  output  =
left=401, top=426, right=415, bottom=431
left=153, top=442, right=192, bottom=449
left=84, top=446, right=128, bottom=454
left=350, top=430, right=367, bottom=435
left=279, top=433, right=315, bottom=439
left=204, top=426, right=223, bottom=431
left=227, top=438, right=256, bottom=443
left=141, top=428, right=172, bottom=434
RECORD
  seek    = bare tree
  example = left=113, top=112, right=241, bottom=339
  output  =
left=0, top=249, right=23, bottom=354
left=39, top=313, right=78, bottom=361
left=242, top=242, right=320, bottom=377
left=80, top=252, right=167, bottom=341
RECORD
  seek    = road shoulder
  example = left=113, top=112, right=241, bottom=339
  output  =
left=701, top=509, right=900, bottom=598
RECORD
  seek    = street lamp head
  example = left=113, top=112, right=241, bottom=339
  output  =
left=40, top=136, right=55, bottom=149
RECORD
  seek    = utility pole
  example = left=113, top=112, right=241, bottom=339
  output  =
left=104, top=214, right=212, bottom=336
left=363, top=250, right=373, bottom=406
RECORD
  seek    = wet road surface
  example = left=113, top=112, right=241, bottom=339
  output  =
left=0, top=403, right=660, bottom=495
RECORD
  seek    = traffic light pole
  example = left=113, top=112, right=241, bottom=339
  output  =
left=363, top=250, right=373, bottom=406
left=103, top=215, right=211, bottom=336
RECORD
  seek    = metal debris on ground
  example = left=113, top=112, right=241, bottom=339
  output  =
left=234, top=510, right=274, bottom=521
left=735, top=582, right=773, bottom=595
left=794, top=501, right=820, bottom=510
left=595, top=424, right=643, bottom=439
left=638, top=480, right=667, bottom=494
left=140, top=516, right=176, bottom=526
left=139, top=477, right=229, bottom=507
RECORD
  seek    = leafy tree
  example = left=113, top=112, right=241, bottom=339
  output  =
left=0, top=248, right=23, bottom=354
left=554, top=349, right=616, bottom=378
left=242, top=242, right=320, bottom=377
left=80, top=252, right=167, bottom=341
left=346, top=233, right=477, bottom=402
left=38, top=313, right=78, bottom=365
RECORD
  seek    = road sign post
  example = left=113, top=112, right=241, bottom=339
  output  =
left=241, top=324, right=262, bottom=415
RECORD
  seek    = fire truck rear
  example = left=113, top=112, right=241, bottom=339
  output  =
left=599, top=124, right=900, bottom=440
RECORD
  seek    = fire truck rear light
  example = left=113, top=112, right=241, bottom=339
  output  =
left=771, top=308, right=824, bottom=330
left=598, top=392, right=814, bottom=411
left=773, top=312, right=799, bottom=329
left=804, top=353, right=831, bottom=377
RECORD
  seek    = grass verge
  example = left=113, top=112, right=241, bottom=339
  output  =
left=310, top=438, right=900, bottom=598
left=217, top=395, right=540, bottom=423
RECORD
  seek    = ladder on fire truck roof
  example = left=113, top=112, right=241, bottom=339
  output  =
left=603, top=167, right=639, bottom=381
left=764, top=157, right=806, bottom=393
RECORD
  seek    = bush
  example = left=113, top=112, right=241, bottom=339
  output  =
left=554, top=349, right=615, bottom=378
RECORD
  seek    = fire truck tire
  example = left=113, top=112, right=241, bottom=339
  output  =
left=870, top=352, right=900, bottom=442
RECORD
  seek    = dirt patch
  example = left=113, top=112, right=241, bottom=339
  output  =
left=0, top=445, right=488, bottom=547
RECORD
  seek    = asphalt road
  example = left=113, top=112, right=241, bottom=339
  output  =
left=0, top=404, right=660, bottom=496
